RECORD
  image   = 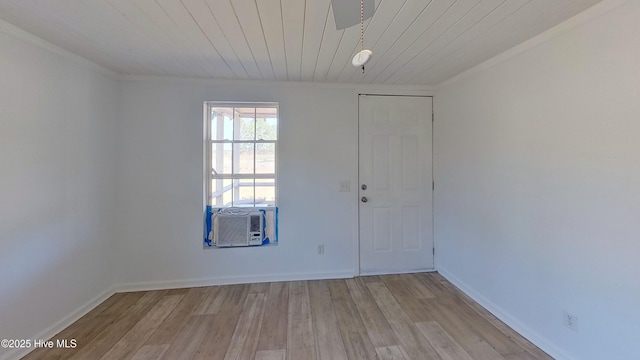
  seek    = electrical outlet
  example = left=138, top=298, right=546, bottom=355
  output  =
left=317, top=244, right=324, bottom=255
left=563, top=311, right=578, bottom=332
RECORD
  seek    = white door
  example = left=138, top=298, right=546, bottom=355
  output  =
left=359, top=95, right=433, bottom=274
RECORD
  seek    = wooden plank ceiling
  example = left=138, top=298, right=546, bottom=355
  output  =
left=0, top=0, right=602, bottom=86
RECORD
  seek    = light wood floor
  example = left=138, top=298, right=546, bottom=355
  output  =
left=22, top=272, right=553, bottom=360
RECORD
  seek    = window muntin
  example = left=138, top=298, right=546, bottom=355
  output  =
left=206, top=102, right=277, bottom=208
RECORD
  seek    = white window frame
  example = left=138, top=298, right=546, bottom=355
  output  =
left=204, top=101, right=278, bottom=209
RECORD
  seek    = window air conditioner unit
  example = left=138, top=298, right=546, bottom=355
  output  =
left=214, top=211, right=264, bottom=247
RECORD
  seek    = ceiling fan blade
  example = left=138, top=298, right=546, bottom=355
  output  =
left=332, top=0, right=376, bottom=30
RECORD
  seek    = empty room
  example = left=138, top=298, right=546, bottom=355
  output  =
left=1, top=0, right=638, bottom=359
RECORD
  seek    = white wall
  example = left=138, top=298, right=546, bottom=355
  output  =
left=434, top=1, right=640, bottom=359
left=115, top=77, right=431, bottom=289
left=0, top=22, right=119, bottom=360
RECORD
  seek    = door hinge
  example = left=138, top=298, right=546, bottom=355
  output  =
left=433, top=247, right=435, bottom=256
left=432, top=112, right=434, bottom=122
left=432, top=181, right=435, bottom=190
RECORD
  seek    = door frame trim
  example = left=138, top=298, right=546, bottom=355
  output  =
left=355, top=93, right=434, bottom=276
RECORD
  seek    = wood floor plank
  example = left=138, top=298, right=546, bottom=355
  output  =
left=421, top=299, right=507, bottom=360
left=431, top=275, right=538, bottom=357
left=166, top=288, right=190, bottom=295
left=360, top=275, right=383, bottom=283
left=249, top=282, right=270, bottom=294
left=328, top=280, right=379, bottom=360
left=286, top=281, right=316, bottom=360
left=193, top=285, right=226, bottom=315
left=76, top=292, right=128, bottom=320
left=130, top=344, right=170, bottom=360
left=436, top=294, right=525, bottom=356
left=191, top=285, right=250, bottom=360
left=418, top=272, right=523, bottom=357
left=375, top=345, right=409, bottom=360
left=255, top=349, right=286, bottom=360
left=145, top=287, right=209, bottom=345
left=20, top=347, right=55, bottom=360
left=452, top=287, right=553, bottom=360
left=308, top=280, right=348, bottom=360
left=100, top=294, right=183, bottom=360
left=97, top=292, right=148, bottom=318
left=69, top=290, right=167, bottom=359
left=223, top=293, right=267, bottom=360
left=381, top=275, right=434, bottom=323
left=256, top=282, right=289, bottom=351
left=416, top=321, right=474, bottom=360
left=415, top=273, right=455, bottom=299
left=345, top=277, right=398, bottom=348
left=401, top=273, right=436, bottom=299
left=367, top=282, right=441, bottom=360
left=159, top=314, right=215, bottom=360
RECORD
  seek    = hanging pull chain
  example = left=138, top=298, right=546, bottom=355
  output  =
left=360, top=0, right=365, bottom=73
left=360, top=0, right=364, bottom=53
left=352, top=0, right=372, bottom=72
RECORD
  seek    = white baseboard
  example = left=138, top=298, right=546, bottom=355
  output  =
left=0, top=287, right=116, bottom=360
left=115, top=270, right=355, bottom=292
left=359, top=268, right=436, bottom=276
left=436, top=266, right=573, bottom=360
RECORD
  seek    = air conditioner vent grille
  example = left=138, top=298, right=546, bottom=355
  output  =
left=217, top=216, right=249, bottom=246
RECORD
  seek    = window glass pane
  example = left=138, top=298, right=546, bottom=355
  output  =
left=206, top=102, right=278, bottom=210
left=256, top=178, right=275, bottom=206
left=256, top=108, right=277, bottom=140
left=210, top=179, right=220, bottom=206
left=211, top=108, right=233, bottom=140
left=211, top=179, right=233, bottom=207
left=233, top=143, right=254, bottom=174
left=222, top=179, right=233, bottom=206
left=234, top=179, right=255, bottom=206
left=211, top=143, right=232, bottom=174
left=255, top=143, right=275, bottom=174
left=235, top=108, right=255, bottom=140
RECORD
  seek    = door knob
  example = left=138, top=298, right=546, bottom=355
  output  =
left=361, top=184, right=367, bottom=190
left=361, top=196, right=368, bottom=203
